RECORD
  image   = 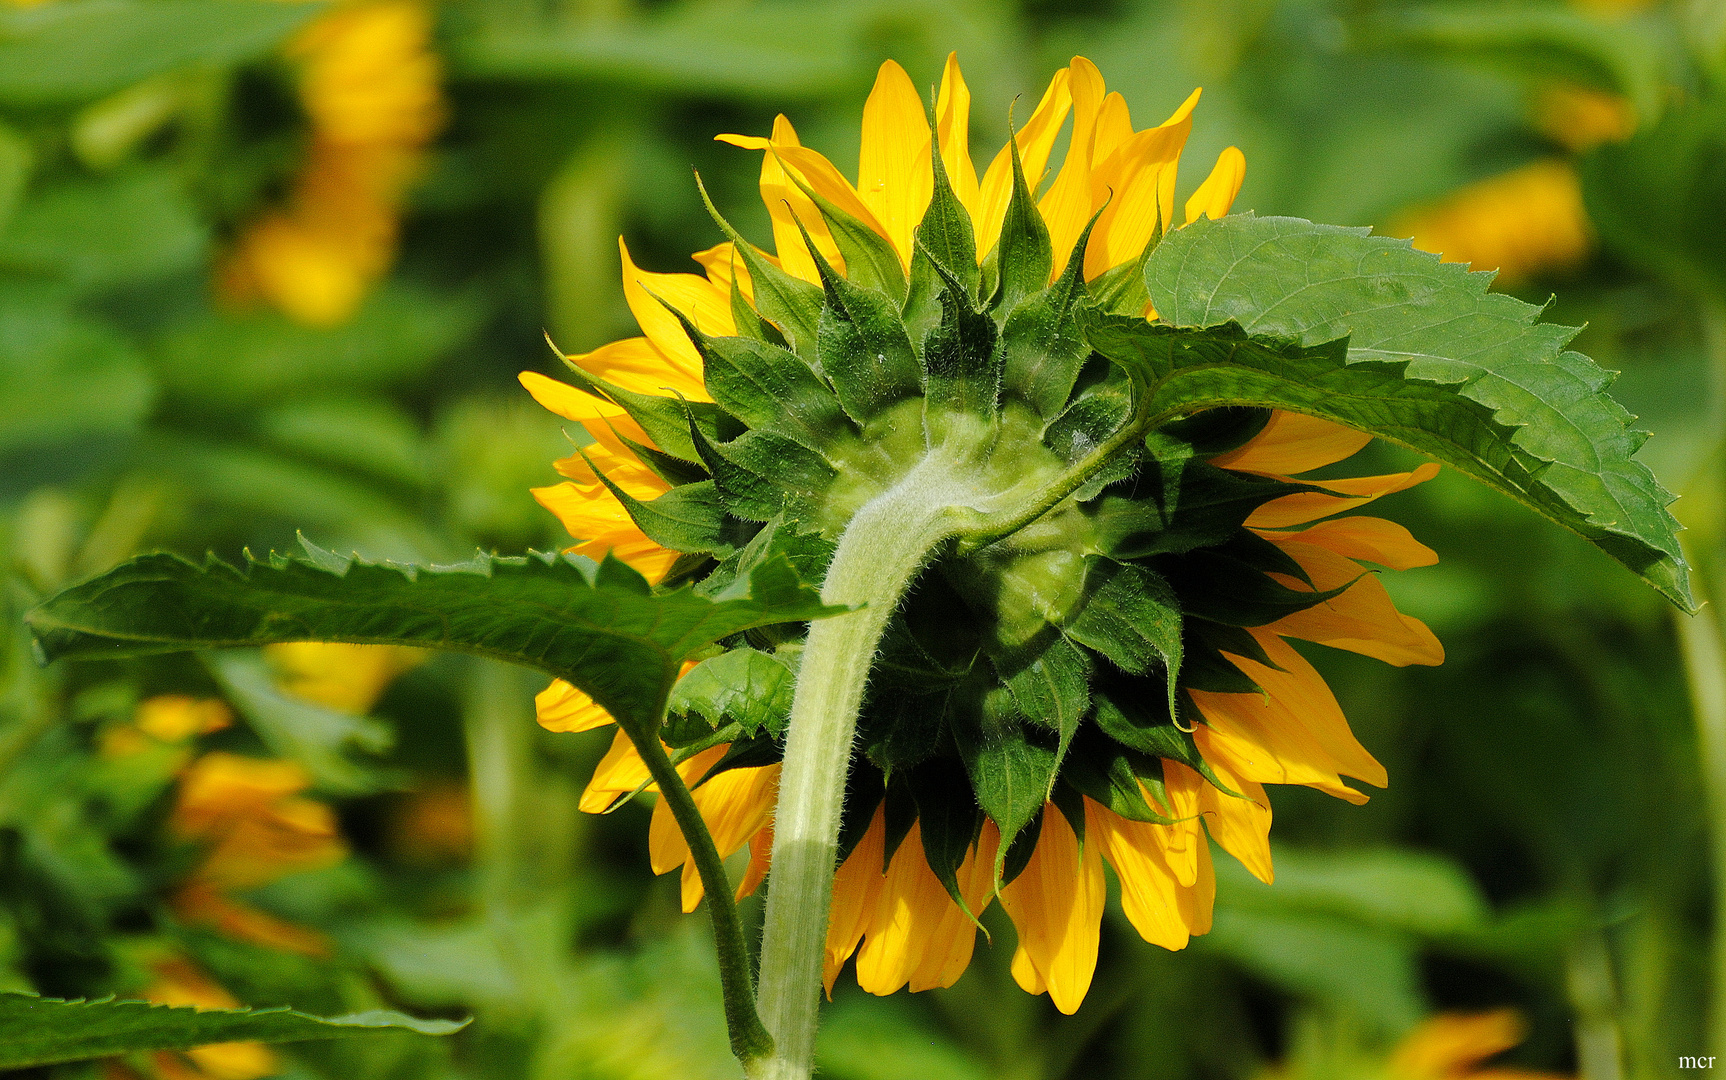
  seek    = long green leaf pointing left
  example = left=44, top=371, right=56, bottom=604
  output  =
left=0, top=993, right=466, bottom=1070
left=25, top=535, right=845, bottom=734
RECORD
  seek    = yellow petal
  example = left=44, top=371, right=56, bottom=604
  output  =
left=1210, top=411, right=1372, bottom=476
left=1039, top=56, right=1107, bottom=278
left=1089, top=799, right=1200, bottom=951
left=1390, top=1011, right=1532, bottom=1078
left=1270, top=515, right=1438, bottom=571
left=857, top=59, right=933, bottom=269
left=935, top=52, right=980, bottom=220
left=1245, top=462, right=1442, bottom=529
left=1083, top=111, right=1192, bottom=279
left=723, top=117, right=846, bottom=284
left=1091, top=92, right=1134, bottom=167
left=535, top=678, right=613, bottom=733
left=1184, top=146, right=1246, bottom=224
left=562, top=334, right=711, bottom=403
left=1189, top=628, right=1387, bottom=801
left=1156, top=765, right=1204, bottom=887
left=690, top=241, right=755, bottom=301
left=997, top=803, right=1104, bottom=1015
left=855, top=820, right=998, bottom=995
left=974, top=67, right=1074, bottom=259
left=580, top=729, right=649, bottom=813
left=736, top=822, right=773, bottom=901
left=825, top=803, right=887, bottom=994
left=1178, top=758, right=1274, bottom=885
left=618, top=237, right=733, bottom=377
left=1262, top=538, right=1445, bottom=666
left=518, top=369, right=654, bottom=449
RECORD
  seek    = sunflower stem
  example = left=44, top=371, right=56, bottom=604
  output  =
left=750, top=456, right=966, bottom=1080
left=619, top=718, right=774, bottom=1066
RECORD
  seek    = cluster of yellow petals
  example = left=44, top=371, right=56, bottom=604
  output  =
left=523, top=54, right=1443, bottom=1013
left=1386, top=1010, right=1571, bottom=1080
left=219, top=0, right=443, bottom=326
left=100, top=694, right=234, bottom=760
left=169, top=752, right=347, bottom=956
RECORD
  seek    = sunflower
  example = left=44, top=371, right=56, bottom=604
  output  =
left=219, top=0, right=444, bottom=326
left=523, top=54, right=1442, bottom=1014
left=1261, top=1009, right=1569, bottom=1080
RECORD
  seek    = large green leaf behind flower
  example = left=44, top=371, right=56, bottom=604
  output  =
left=25, top=537, right=843, bottom=733
left=1125, top=214, right=1690, bottom=610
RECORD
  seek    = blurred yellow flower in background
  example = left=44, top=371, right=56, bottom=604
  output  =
left=1389, top=160, right=1592, bottom=288
left=1261, top=1010, right=1569, bottom=1080
left=265, top=641, right=424, bottom=713
left=110, top=958, right=279, bottom=1080
left=101, top=695, right=233, bottom=759
left=170, top=751, right=346, bottom=956
left=1534, top=84, right=1638, bottom=152
left=220, top=0, right=444, bottom=326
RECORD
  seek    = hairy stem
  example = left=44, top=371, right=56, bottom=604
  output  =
left=619, top=719, right=774, bottom=1065
left=749, top=459, right=964, bottom=1080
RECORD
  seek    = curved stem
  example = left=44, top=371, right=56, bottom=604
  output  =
left=749, top=463, right=963, bottom=1080
left=619, top=721, right=774, bottom=1066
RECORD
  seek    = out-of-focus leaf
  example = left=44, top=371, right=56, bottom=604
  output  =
left=0, top=167, right=205, bottom=289
left=1581, top=96, right=1726, bottom=307
left=26, top=536, right=844, bottom=733
left=0, top=992, right=465, bottom=1069
left=258, top=399, right=428, bottom=490
left=203, top=649, right=396, bottom=795
left=455, top=6, right=854, bottom=97
left=153, top=284, right=488, bottom=404
left=816, top=994, right=990, bottom=1080
left=1372, top=4, right=1670, bottom=116
left=1216, top=846, right=1489, bottom=935
left=0, top=122, right=31, bottom=238
left=1202, top=908, right=1425, bottom=1034
left=0, top=0, right=319, bottom=106
left=0, top=286, right=154, bottom=456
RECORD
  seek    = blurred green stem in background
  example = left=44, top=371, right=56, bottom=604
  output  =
left=1566, top=926, right=1625, bottom=1080
left=1681, top=301, right=1726, bottom=1061
left=540, top=123, right=632, bottom=352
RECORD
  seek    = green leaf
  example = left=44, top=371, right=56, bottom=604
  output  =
left=998, top=219, right=1095, bottom=420
left=989, top=131, right=1053, bottom=316
left=920, top=278, right=1001, bottom=423
left=0, top=285, right=154, bottom=455
left=1092, top=684, right=1229, bottom=793
left=999, top=634, right=1090, bottom=768
left=0, top=166, right=204, bottom=289
left=909, top=757, right=983, bottom=917
left=914, top=129, right=979, bottom=302
left=0, top=0, right=320, bottom=106
left=793, top=177, right=906, bottom=300
left=665, top=647, right=794, bottom=744
left=692, top=426, right=837, bottom=527
left=0, top=992, right=464, bottom=1070
left=810, top=244, right=923, bottom=423
left=951, top=689, right=1058, bottom=867
left=587, top=468, right=736, bottom=557
left=1089, top=464, right=1298, bottom=560
left=26, top=536, right=844, bottom=734
left=552, top=356, right=726, bottom=466
left=1064, top=559, right=1182, bottom=719
left=683, top=326, right=851, bottom=455
left=1132, top=214, right=1691, bottom=610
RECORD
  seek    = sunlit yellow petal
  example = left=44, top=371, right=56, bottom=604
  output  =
left=618, top=238, right=734, bottom=377
left=1090, top=799, right=1199, bottom=950
left=718, top=118, right=846, bottom=284
left=1184, top=146, right=1246, bottom=224
left=560, top=334, right=711, bottom=404
left=1084, top=109, right=1193, bottom=279
left=518, top=369, right=653, bottom=448
left=1263, top=538, right=1445, bottom=667
left=857, top=60, right=933, bottom=269
left=935, top=52, right=980, bottom=220
left=581, top=729, right=650, bottom=813
left=1178, top=758, right=1274, bottom=885
left=974, top=68, right=1074, bottom=258
left=1039, top=56, right=1107, bottom=277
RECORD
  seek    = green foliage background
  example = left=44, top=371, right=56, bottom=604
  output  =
left=3, top=0, right=1725, bottom=1077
